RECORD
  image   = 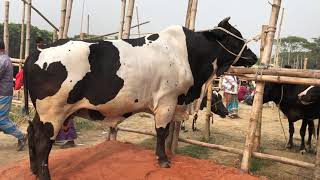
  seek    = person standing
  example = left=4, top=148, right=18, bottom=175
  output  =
left=0, top=41, right=27, bottom=151
left=222, top=75, right=240, bottom=118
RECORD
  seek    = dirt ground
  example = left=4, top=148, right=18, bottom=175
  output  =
left=0, top=103, right=317, bottom=180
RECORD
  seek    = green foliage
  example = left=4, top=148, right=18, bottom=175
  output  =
left=278, top=36, right=320, bottom=69
left=0, top=23, right=53, bottom=58
left=74, top=118, right=95, bottom=130
left=250, top=158, right=273, bottom=172
left=177, top=144, right=210, bottom=159
left=139, top=137, right=156, bottom=149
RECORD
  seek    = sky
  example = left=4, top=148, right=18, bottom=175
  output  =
left=1, top=0, right=320, bottom=54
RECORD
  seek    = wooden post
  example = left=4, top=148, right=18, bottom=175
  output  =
left=189, top=0, right=198, bottom=31
left=53, top=29, right=57, bottom=42
left=304, top=57, right=308, bottom=69
left=253, top=25, right=267, bottom=152
left=241, top=0, right=282, bottom=173
left=118, top=0, right=126, bottom=39
left=87, top=14, right=90, bottom=36
left=25, top=0, right=32, bottom=59
left=185, top=0, right=193, bottom=27
left=19, top=2, right=26, bottom=66
left=59, top=0, right=67, bottom=39
left=136, top=6, right=141, bottom=37
left=315, top=135, right=320, bottom=179
left=122, top=0, right=135, bottom=39
left=63, top=0, right=73, bottom=39
left=79, top=0, right=85, bottom=40
left=3, top=0, right=10, bottom=54
left=274, top=8, right=284, bottom=67
left=204, top=82, right=212, bottom=141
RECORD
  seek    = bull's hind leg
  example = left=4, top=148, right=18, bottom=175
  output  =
left=154, top=102, right=176, bottom=168
left=299, top=119, right=308, bottom=154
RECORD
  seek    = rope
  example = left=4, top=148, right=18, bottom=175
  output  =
left=276, top=85, right=288, bottom=148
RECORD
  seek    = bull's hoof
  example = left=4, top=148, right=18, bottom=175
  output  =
left=300, top=149, right=306, bottom=155
left=158, top=160, right=171, bottom=168
left=286, top=142, right=293, bottom=149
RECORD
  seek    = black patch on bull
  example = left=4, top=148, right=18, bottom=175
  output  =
left=147, top=34, right=159, bottom=41
left=123, top=37, right=146, bottom=47
left=88, top=110, right=105, bottom=120
left=122, top=112, right=133, bottom=118
left=67, top=41, right=124, bottom=105
left=177, top=27, right=216, bottom=105
left=28, top=60, right=68, bottom=102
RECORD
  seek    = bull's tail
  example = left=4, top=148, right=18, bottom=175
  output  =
left=23, top=61, right=29, bottom=115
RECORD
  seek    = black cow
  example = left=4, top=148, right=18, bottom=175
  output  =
left=263, top=82, right=320, bottom=153
left=24, top=17, right=257, bottom=179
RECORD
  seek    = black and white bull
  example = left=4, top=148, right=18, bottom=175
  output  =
left=263, top=83, right=320, bottom=153
left=24, top=17, right=257, bottom=179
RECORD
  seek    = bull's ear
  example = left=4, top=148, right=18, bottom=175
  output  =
left=218, top=17, right=231, bottom=27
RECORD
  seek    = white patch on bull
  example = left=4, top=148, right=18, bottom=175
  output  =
left=298, top=86, right=314, bottom=97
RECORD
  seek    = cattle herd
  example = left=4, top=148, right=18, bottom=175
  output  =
left=18, top=17, right=319, bottom=180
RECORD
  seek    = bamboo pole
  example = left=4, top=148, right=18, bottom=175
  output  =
left=117, top=127, right=315, bottom=169
left=204, top=83, right=212, bottom=141
left=227, top=67, right=320, bottom=79
left=59, top=0, right=67, bottom=39
left=189, top=0, right=198, bottom=31
left=79, top=0, right=85, bottom=40
left=118, top=0, right=126, bottom=39
left=86, top=21, right=150, bottom=40
left=136, top=6, right=141, bottom=37
left=304, top=58, right=308, bottom=69
left=3, top=0, right=10, bottom=54
left=185, top=0, right=193, bottom=27
left=20, top=0, right=59, bottom=31
left=19, top=2, right=26, bottom=67
left=122, top=0, right=135, bottom=39
left=53, top=29, right=57, bottom=42
left=241, top=0, right=282, bottom=173
left=25, top=0, right=32, bottom=59
left=63, top=0, right=73, bottom=39
left=253, top=25, right=268, bottom=152
left=87, top=14, right=89, bottom=36
left=275, top=8, right=284, bottom=67
left=315, top=135, right=320, bottom=179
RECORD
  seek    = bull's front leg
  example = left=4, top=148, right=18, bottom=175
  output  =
left=287, top=121, right=295, bottom=149
left=299, top=119, right=308, bottom=154
left=307, top=119, right=315, bottom=151
left=30, top=114, right=55, bottom=180
left=154, top=102, right=176, bottom=168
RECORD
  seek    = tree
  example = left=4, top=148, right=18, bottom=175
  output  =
left=0, top=23, right=53, bottom=58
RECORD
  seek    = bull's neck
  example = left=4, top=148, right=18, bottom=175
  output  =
left=178, top=28, right=221, bottom=105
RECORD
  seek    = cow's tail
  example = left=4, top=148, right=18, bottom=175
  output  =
left=23, top=60, right=29, bottom=115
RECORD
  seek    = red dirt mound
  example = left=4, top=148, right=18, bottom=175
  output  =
left=0, top=141, right=265, bottom=180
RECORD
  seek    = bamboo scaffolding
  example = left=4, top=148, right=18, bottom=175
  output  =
left=304, top=58, right=308, bottom=70
left=204, top=83, right=212, bottom=141
left=59, top=0, right=67, bottom=39
left=86, top=21, right=150, bottom=40
left=117, top=127, right=315, bottom=169
left=136, top=6, right=141, bottom=37
left=20, top=0, right=59, bottom=31
left=19, top=2, right=26, bottom=66
left=275, top=8, right=284, bottom=67
left=79, top=0, right=85, bottom=40
left=3, top=4, right=10, bottom=45
left=189, top=0, right=198, bottom=31
left=185, top=0, right=193, bottom=27
left=122, top=0, right=135, bottom=39
left=25, top=0, right=32, bottom=59
left=241, top=0, right=282, bottom=172
left=227, top=67, right=320, bottom=79
left=3, top=0, right=10, bottom=54
left=118, top=0, right=126, bottom=39
left=63, top=0, right=73, bottom=39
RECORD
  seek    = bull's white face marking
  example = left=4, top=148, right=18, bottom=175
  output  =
left=298, top=86, right=314, bottom=97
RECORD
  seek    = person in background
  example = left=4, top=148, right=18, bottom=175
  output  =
left=0, top=41, right=27, bottom=151
left=222, top=75, right=240, bottom=118
left=55, top=115, right=77, bottom=149
left=238, top=81, right=249, bottom=102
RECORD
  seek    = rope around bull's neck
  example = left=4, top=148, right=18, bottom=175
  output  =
left=213, top=27, right=261, bottom=65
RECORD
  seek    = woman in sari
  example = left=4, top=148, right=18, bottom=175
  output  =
left=222, top=75, right=240, bottom=118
